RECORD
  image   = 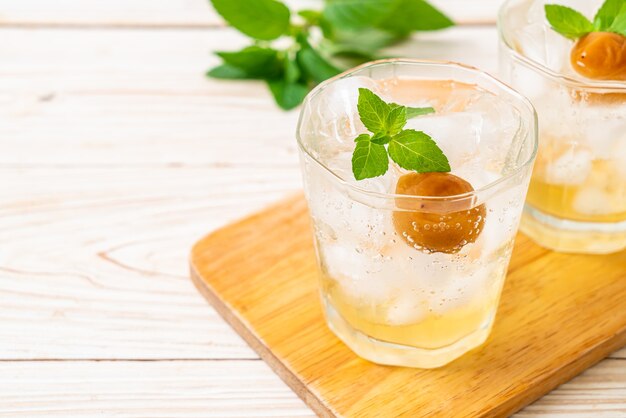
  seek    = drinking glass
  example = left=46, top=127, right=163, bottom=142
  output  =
left=296, top=60, right=537, bottom=368
left=499, top=0, right=626, bottom=253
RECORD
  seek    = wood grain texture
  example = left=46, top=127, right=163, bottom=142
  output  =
left=0, top=0, right=624, bottom=414
left=0, top=26, right=498, bottom=95
left=0, top=166, right=300, bottom=359
left=190, top=194, right=626, bottom=418
left=1, top=360, right=623, bottom=417
left=0, top=360, right=314, bottom=417
left=0, top=0, right=503, bottom=27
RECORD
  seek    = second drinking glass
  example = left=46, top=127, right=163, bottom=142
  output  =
left=499, top=0, right=626, bottom=253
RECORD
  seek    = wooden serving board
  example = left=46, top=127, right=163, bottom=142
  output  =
left=189, top=194, right=626, bottom=418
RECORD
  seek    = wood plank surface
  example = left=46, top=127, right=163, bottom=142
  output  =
left=0, top=0, right=624, bottom=415
left=0, top=0, right=503, bottom=27
left=190, top=195, right=626, bottom=418
left=0, top=26, right=497, bottom=94
left=0, top=166, right=299, bottom=359
left=0, top=360, right=623, bottom=418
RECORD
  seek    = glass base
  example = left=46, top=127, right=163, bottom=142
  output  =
left=521, top=205, right=626, bottom=254
left=323, top=297, right=494, bottom=369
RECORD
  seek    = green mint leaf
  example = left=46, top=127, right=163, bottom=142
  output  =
left=207, top=64, right=253, bottom=79
left=377, top=0, right=453, bottom=34
left=296, top=41, right=341, bottom=84
left=594, top=0, right=625, bottom=30
left=216, top=46, right=282, bottom=78
left=357, top=88, right=391, bottom=133
left=545, top=4, right=594, bottom=40
left=267, top=79, right=308, bottom=110
left=210, top=0, right=290, bottom=40
left=388, top=129, right=450, bottom=173
left=322, top=0, right=395, bottom=31
left=322, top=42, right=378, bottom=60
left=609, top=5, right=626, bottom=35
left=389, top=103, right=435, bottom=118
left=298, top=9, right=322, bottom=25
left=406, top=106, right=435, bottom=119
left=352, top=139, right=389, bottom=180
left=371, top=132, right=392, bottom=145
left=351, top=89, right=446, bottom=180
left=386, top=105, right=407, bottom=136
left=284, top=53, right=301, bottom=84
left=324, top=26, right=402, bottom=51
left=322, top=0, right=452, bottom=34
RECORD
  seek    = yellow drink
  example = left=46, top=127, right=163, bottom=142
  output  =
left=322, top=274, right=498, bottom=349
left=522, top=140, right=626, bottom=253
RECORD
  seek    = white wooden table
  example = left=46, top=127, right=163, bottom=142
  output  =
left=0, top=0, right=624, bottom=416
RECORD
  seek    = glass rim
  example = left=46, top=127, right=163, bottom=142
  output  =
left=498, top=0, right=626, bottom=92
left=296, top=58, right=538, bottom=203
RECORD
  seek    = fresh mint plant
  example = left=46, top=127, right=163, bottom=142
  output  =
left=351, top=88, right=449, bottom=181
left=545, top=0, right=626, bottom=39
left=208, top=0, right=453, bottom=110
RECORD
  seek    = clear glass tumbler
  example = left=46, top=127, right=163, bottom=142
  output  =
left=499, top=0, right=626, bottom=253
left=297, top=60, right=537, bottom=368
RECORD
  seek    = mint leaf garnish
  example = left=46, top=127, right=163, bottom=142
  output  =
left=609, top=5, right=626, bottom=35
left=210, top=0, right=290, bottom=41
left=357, top=88, right=392, bottom=133
left=386, top=105, right=407, bottom=136
left=350, top=88, right=449, bottom=180
left=352, top=140, right=389, bottom=180
left=406, top=106, right=435, bottom=118
left=389, top=103, right=435, bottom=119
left=371, top=132, right=392, bottom=145
left=594, top=0, right=625, bottom=30
left=545, top=4, right=594, bottom=40
left=388, top=129, right=451, bottom=173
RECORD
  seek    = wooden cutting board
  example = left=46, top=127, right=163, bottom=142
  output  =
left=189, top=194, right=626, bottom=418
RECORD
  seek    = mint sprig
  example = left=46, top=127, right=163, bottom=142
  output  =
left=609, top=5, right=626, bottom=36
left=207, top=0, right=454, bottom=110
left=351, top=88, right=449, bottom=181
left=545, top=0, right=626, bottom=40
left=545, top=5, right=594, bottom=40
left=594, top=0, right=625, bottom=30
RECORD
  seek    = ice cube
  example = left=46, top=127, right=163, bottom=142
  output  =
left=536, top=89, right=580, bottom=140
left=308, top=186, right=390, bottom=247
left=582, top=109, right=626, bottom=159
left=544, top=148, right=592, bottom=185
left=309, top=76, right=380, bottom=144
left=573, top=187, right=614, bottom=215
left=429, top=264, right=496, bottom=315
left=612, top=138, right=626, bottom=180
left=325, top=151, right=398, bottom=193
left=517, top=0, right=575, bottom=73
left=478, top=184, right=525, bottom=255
left=385, top=292, right=428, bottom=325
left=404, top=112, right=482, bottom=168
left=510, top=64, right=550, bottom=101
left=320, top=242, right=393, bottom=304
